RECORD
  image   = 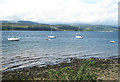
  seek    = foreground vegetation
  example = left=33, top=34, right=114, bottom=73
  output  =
left=2, top=58, right=119, bottom=81
left=48, top=59, right=97, bottom=80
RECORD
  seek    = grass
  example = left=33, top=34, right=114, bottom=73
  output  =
left=48, top=59, right=97, bottom=81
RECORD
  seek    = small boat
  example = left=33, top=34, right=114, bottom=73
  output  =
left=75, top=27, right=83, bottom=39
left=45, top=38, right=51, bottom=40
left=110, top=41, right=116, bottom=43
left=8, top=25, right=20, bottom=41
left=48, top=26, right=56, bottom=38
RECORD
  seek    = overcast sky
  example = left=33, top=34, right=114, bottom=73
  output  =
left=0, top=0, right=118, bottom=25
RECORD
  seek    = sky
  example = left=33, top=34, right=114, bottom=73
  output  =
left=0, top=0, right=118, bottom=25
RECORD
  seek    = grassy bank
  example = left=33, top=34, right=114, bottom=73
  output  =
left=2, top=58, right=119, bottom=81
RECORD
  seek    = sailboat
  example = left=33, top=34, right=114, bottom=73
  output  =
left=75, top=27, right=83, bottom=39
left=48, top=26, right=56, bottom=38
left=8, top=25, right=20, bottom=41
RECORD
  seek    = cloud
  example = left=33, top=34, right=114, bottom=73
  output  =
left=0, top=0, right=118, bottom=25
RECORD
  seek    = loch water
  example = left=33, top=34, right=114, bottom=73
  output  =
left=2, top=31, right=118, bottom=71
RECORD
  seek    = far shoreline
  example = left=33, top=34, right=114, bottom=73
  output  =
left=1, top=30, right=117, bottom=32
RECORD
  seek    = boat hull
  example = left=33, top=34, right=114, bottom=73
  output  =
left=75, top=36, right=83, bottom=39
left=48, top=36, right=56, bottom=38
left=8, top=38, right=20, bottom=41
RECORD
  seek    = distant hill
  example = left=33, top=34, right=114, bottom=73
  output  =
left=1, top=20, right=118, bottom=31
left=68, top=24, right=118, bottom=31
left=17, top=21, right=39, bottom=24
left=2, top=20, right=16, bottom=23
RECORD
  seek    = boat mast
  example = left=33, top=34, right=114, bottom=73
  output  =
left=78, top=26, right=80, bottom=35
left=51, top=26, right=52, bottom=35
left=12, top=25, right=13, bottom=37
left=0, top=20, right=2, bottom=30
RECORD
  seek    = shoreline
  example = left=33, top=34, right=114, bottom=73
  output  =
left=2, top=57, right=119, bottom=80
left=2, top=56, right=118, bottom=72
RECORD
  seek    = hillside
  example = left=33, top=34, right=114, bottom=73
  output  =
left=1, top=21, right=118, bottom=31
left=17, top=21, right=39, bottom=24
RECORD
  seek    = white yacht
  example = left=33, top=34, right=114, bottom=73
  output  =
left=75, top=35, right=83, bottom=39
left=8, top=37, right=20, bottom=41
left=8, top=25, right=20, bottom=41
left=75, top=27, right=83, bottom=39
left=48, top=26, right=56, bottom=38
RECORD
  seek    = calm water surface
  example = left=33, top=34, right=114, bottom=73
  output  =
left=2, top=31, right=118, bottom=71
